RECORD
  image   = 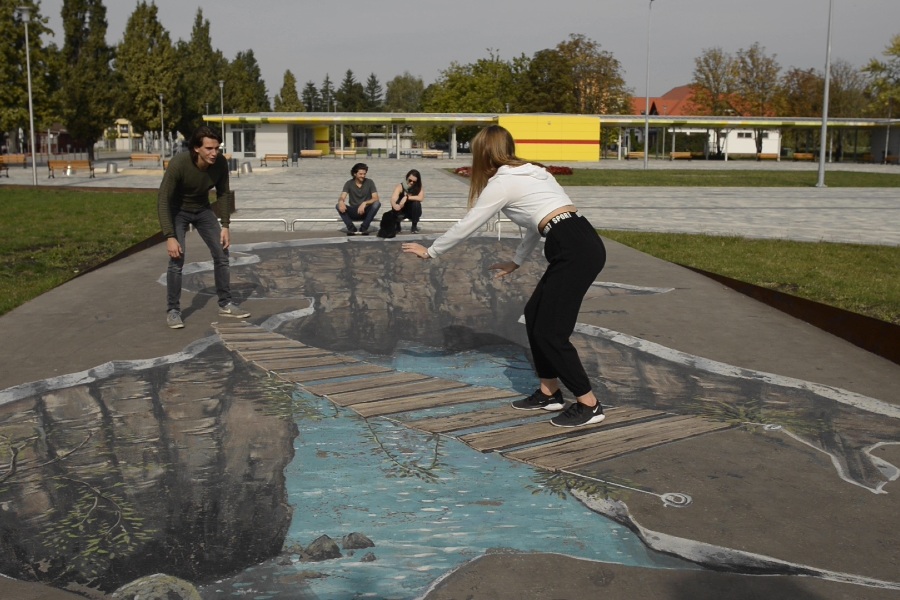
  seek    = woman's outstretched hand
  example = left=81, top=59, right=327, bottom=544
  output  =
left=489, top=261, right=519, bottom=279
left=402, top=242, right=430, bottom=259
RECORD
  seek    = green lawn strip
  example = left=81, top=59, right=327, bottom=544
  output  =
left=599, top=230, right=900, bottom=325
left=0, top=189, right=160, bottom=316
left=561, top=169, right=900, bottom=187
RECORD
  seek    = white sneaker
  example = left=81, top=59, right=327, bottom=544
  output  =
left=166, top=310, right=184, bottom=329
left=218, top=302, right=250, bottom=318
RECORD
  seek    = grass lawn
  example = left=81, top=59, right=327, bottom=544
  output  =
left=600, top=231, right=900, bottom=325
left=0, top=188, right=159, bottom=316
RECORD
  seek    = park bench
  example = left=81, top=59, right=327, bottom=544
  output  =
left=757, top=153, right=779, bottom=161
left=48, top=159, right=95, bottom=178
left=300, top=149, right=323, bottom=158
left=333, top=149, right=358, bottom=158
left=626, top=151, right=645, bottom=160
left=886, top=155, right=899, bottom=165
left=260, top=153, right=289, bottom=167
left=669, top=151, right=692, bottom=161
left=421, top=150, right=444, bottom=159
left=129, top=153, right=160, bottom=167
left=792, top=152, right=814, bottom=161
left=0, top=154, right=27, bottom=176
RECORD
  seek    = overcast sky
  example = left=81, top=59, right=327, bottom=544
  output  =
left=38, top=0, right=900, bottom=103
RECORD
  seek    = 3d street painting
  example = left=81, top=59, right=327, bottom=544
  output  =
left=1, top=236, right=898, bottom=598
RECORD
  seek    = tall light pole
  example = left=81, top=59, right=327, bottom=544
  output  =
left=642, top=0, right=655, bottom=170
left=16, top=6, right=38, bottom=186
left=159, top=93, right=165, bottom=158
left=816, top=0, right=834, bottom=187
left=218, top=80, right=225, bottom=153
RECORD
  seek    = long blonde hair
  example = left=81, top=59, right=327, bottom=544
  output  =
left=467, top=125, right=527, bottom=208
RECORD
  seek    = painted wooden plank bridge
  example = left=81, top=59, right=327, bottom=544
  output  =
left=214, top=321, right=732, bottom=471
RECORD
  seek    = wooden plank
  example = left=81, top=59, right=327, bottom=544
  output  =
left=327, top=378, right=468, bottom=406
left=264, top=355, right=358, bottom=371
left=305, top=372, right=432, bottom=396
left=460, top=407, right=666, bottom=452
left=237, top=347, right=330, bottom=361
left=352, top=387, right=519, bottom=417
left=226, top=339, right=309, bottom=348
left=213, top=322, right=260, bottom=332
left=505, top=415, right=732, bottom=470
left=405, top=405, right=527, bottom=433
left=276, top=363, right=392, bottom=383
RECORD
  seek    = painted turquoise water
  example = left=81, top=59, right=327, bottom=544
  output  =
left=273, top=343, right=696, bottom=599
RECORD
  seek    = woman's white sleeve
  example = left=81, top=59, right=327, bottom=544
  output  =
left=426, top=186, right=507, bottom=258
left=512, top=228, right=541, bottom=265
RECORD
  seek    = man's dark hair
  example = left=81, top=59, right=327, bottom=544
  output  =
left=189, top=126, right=222, bottom=161
left=351, top=162, right=368, bottom=176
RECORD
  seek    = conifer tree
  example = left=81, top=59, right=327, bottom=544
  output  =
left=274, top=70, right=304, bottom=111
left=174, top=9, right=227, bottom=136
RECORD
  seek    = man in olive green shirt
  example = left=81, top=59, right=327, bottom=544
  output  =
left=158, top=126, right=249, bottom=329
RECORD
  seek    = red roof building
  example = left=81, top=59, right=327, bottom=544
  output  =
left=631, top=85, right=696, bottom=116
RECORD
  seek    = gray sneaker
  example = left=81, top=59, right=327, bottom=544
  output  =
left=218, top=302, right=250, bottom=318
left=166, top=310, right=184, bottom=329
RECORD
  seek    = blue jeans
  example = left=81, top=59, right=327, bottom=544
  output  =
left=336, top=201, right=381, bottom=231
left=167, top=207, right=232, bottom=312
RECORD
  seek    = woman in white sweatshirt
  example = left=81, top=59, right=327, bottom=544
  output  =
left=401, top=125, right=607, bottom=428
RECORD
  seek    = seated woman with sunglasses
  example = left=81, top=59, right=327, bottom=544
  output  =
left=389, top=169, right=425, bottom=233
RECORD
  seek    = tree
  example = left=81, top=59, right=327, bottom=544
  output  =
left=174, top=9, right=227, bottom=137
left=863, top=34, right=900, bottom=118
left=689, top=47, right=738, bottom=116
left=58, top=0, right=116, bottom=159
left=336, top=69, right=366, bottom=112
left=320, top=74, right=335, bottom=111
left=778, top=67, right=823, bottom=118
left=1, top=1, right=59, bottom=152
left=733, top=43, right=780, bottom=152
left=364, top=73, right=383, bottom=111
left=555, top=34, right=631, bottom=114
left=274, top=69, right=304, bottom=111
left=689, top=47, right=738, bottom=155
left=384, top=72, right=424, bottom=112
left=516, top=49, right=577, bottom=113
left=301, top=80, right=320, bottom=111
left=115, top=2, right=179, bottom=138
left=424, top=50, right=515, bottom=114
left=226, top=49, right=270, bottom=112
left=828, top=59, right=867, bottom=119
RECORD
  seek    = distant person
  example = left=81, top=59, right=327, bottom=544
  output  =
left=337, top=162, right=380, bottom=235
left=389, top=169, right=425, bottom=233
left=158, top=125, right=250, bottom=329
left=402, top=125, right=607, bottom=428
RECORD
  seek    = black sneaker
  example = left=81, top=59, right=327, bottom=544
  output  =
left=359, top=227, right=370, bottom=235
left=411, top=225, right=420, bottom=233
left=511, top=389, right=564, bottom=411
left=346, top=225, right=358, bottom=235
left=550, top=402, right=605, bottom=428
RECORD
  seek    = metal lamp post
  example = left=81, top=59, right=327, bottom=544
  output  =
left=816, top=0, right=834, bottom=187
left=642, top=0, right=655, bottom=170
left=159, top=93, right=164, bottom=158
left=16, top=6, right=38, bottom=186
left=218, top=80, right=225, bottom=152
